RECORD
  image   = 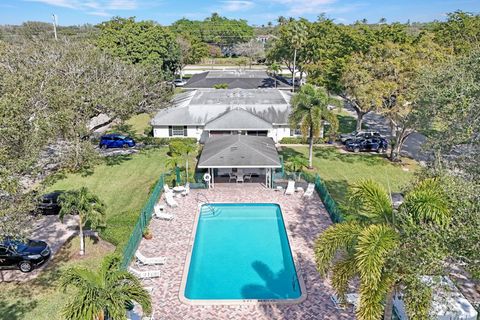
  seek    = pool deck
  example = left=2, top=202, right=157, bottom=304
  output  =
left=136, top=183, right=355, bottom=319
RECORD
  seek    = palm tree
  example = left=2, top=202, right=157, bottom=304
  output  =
left=289, top=84, right=339, bottom=169
left=182, top=142, right=197, bottom=183
left=285, top=155, right=308, bottom=180
left=267, top=62, right=281, bottom=88
left=58, top=187, right=106, bottom=255
left=61, top=254, right=152, bottom=320
left=315, top=178, right=450, bottom=320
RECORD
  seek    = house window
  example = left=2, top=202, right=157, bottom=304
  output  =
left=169, top=126, right=187, bottom=137
left=290, top=128, right=302, bottom=136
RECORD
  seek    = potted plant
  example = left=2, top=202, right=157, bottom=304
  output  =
left=143, top=228, right=153, bottom=240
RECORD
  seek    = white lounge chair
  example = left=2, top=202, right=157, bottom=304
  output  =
left=153, top=203, right=174, bottom=220
left=330, top=294, right=346, bottom=310
left=163, top=184, right=173, bottom=194
left=345, top=293, right=359, bottom=307
left=128, top=266, right=161, bottom=279
left=244, top=174, right=252, bottom=183
left=236, top=175, right=244, bottom=183
left=164, top=193, right=178, bottom=208
left=303, top=183, right=315, bottom=197
left=228, top=172, right=236, bottom=182
left=181, top=183, right=190, bottom=196
left=135, top=251, right=166, bottom=265
left=285, top=180, right=295, bottom=195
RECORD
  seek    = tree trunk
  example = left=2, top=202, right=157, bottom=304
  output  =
left=292, top=48, right=297, bottom=93
left=308, top=128, right=314, bottom=169
left=383, top=288, right=395, bottom=320
left=356, top=111, right=365, bottom=131
left=79, top=217, right=85, bottom=256
left=185, top=157, right=189, bottom=183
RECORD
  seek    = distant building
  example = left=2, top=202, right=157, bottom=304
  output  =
left=151, top=88, right=300, bottom=143
left=184, top=70, right=289, bottom=90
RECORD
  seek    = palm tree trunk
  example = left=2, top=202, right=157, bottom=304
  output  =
left=292, top=48, right=297, bottom=93
left=185, top=157, right=189, bottom=183
left=308, top=127, right=314, bottom=169
left=383, top=288, right=395, bottom=320
left=356, top=111, right=365, bottom=131
left=79, top=217, right=85, bottom=256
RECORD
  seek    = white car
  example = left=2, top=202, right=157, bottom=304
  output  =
left=173, top=79, right=187, bottom=87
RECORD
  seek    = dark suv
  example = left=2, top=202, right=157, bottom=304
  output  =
left=99, top=134, right=135, bottom=149
left=0, top=239, right=51, bottom=272
left=36, top=191, right=62, bottom=215
left=345, top=137, right=388, bottom=153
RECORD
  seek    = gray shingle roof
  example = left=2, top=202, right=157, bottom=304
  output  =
left=204, top=109, right=273, bottom=130
left=151, top=89, right=292, bottom=126
left=184, top=70, right=290, bottom=89
left=197, top=135, right=281, bottom=168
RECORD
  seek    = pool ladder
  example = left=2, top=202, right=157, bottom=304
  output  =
left=195, top=194, right=218, bottom=216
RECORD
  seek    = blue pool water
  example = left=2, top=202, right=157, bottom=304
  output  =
left=184, top=203, right=301, bottom=300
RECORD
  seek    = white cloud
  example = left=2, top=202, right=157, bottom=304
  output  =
left=220, top=1, right=254, bottom=12
left=26, top=0, right=138, bottom=16
left=270, top=0, right=363, bottom=17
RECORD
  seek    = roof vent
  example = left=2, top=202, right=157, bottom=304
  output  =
left=230, top=147, right=238, bottom=151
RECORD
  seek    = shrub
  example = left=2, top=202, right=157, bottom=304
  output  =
left=213, top=83, right=229, bottom=89
left=279, top=137, right=326, bottom=144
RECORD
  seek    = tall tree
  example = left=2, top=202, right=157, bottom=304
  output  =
left=61, top=254, right=152, bottom=320
left=232, top=39, right=265, bottom=68
left=97, top=17, right=181, bottom=76
left=316, top=178, right=450, bottom=320
left=416, top=50, right=480, bottom=177
left=432, top=11, right=480, bottom=54
left=58, top=187, right=106, bottom=255
left=289, top=84, right=339, bottom=168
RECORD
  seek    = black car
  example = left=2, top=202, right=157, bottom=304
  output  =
left=0, top=239, right=51, bottom=272
left=345, top=137, right=388, bottom=153
left=37, top=191, right=62, bottom=215
left=340, top=130, right=383, bottom=144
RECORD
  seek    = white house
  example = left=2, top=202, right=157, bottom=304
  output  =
left=151, top=88, right=301, bottom=143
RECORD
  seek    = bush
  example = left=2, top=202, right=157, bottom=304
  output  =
left=139, top=137, right=197, bottom=147
left=213, top=83, right=229, bottom=89
left=168, top=138, right=197, bottom=156
left=279, top=137, right=327, bottom=144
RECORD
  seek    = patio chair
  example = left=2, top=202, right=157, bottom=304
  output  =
left=345, top=293, right=359, bottom=307
left=153, top=204, right=174, bottom=220
left=303, top=183, right=315, bottom=197
left=228, top=172, right=236, bottom=182
left=330, top=294, right=346, bottom=310
left=128, top=266, right=161, bottom=279
left=181, top=183, right=190, bottom=196
left=236, top=175, right=244, bottom=183
left=135, top=251, right=166, bottom=265
left=163, top=184, right=173, bottom=194
left=285, top=180, right=295, bottom=195
left=165, top=193, right=178, bottom=208
left=243, top=174, right=252, bottom=183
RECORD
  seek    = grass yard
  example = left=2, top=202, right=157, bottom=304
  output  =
left=0, top=236, right=114, bottom=320
left=125, top=113, right=152, bottom=135
left=280, top=146, right=417, bottom=208
left=47, top=147, right=196, bottom=251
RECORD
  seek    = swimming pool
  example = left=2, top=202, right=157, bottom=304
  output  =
left=181, top=203, right=304, bottom=304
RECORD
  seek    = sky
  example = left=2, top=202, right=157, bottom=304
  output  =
left=0, top=0, right=479, bottom=26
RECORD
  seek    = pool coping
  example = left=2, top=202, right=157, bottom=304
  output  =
left=178, top=202, right=308, bottom=306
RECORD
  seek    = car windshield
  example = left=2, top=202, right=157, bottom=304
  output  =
left=4, top=240, right=30, bottom=253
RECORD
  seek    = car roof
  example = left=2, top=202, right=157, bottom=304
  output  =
left=102, top=133, right=126, bottom=138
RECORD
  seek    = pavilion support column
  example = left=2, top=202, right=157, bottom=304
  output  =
left=211, top=168, right=215, bottom=189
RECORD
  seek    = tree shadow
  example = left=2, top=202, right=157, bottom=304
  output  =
left=313, top=147, right=387, bottom=166
left=0, top=299, right=37, bottom=320
left=279, top=147, right=303, bottom=162
left=241, top=261, right=299, bottom=300
left=105, top=154, right=133, bottom=166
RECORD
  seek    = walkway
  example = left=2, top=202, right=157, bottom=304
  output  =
left=135, top=184, right=354, bottom=320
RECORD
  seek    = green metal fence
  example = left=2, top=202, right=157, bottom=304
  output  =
left=314, top=174, right=343, bottom=223
left=121, top=174, right=165, bottom=269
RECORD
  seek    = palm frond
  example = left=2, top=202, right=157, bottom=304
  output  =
left=349, top=179, right=394, bottom=224
left=357, top=272, right=396, bottom=320
left=315, top=222, right=362, bottom=276
left=331, top=253, right=358, bottom=302
left=354, top=224, right=398, bottom=292
left=401, top=178, right=450, bottom=227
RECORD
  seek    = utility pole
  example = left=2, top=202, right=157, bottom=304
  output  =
left=52, top=14, right=58, bottom=41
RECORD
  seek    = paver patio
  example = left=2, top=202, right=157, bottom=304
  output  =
left=135, top=183, right=355, bottom=320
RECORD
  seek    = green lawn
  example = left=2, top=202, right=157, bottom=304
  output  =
left=280, top=146, right=417, bottom=208
left=125, top=113, right=152, bottom=135
left=47, top=147, right=188, bottom=251
left=0, top=236, right=114, bottom=320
